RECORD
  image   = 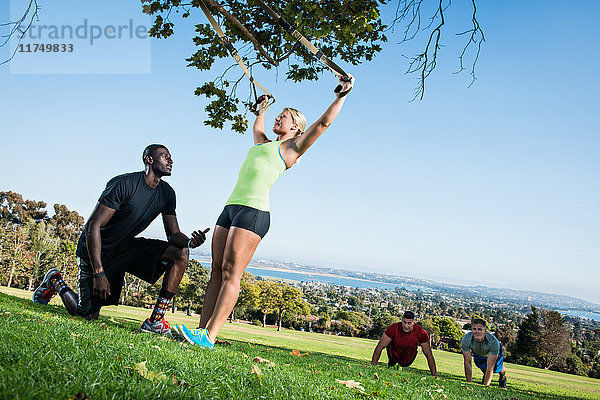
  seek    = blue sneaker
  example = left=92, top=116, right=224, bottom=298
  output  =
left=177, top=325, right=214, bottom=349
left=173, top=325, right=188, bottom=341
left=32, top=268, right=60, bottom=305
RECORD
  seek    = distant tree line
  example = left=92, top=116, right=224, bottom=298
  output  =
left=234, top=273, right=311, bottom=331
left=505, top=306, right=600, bottom=378
left=0, top=191, right=83, bottom=291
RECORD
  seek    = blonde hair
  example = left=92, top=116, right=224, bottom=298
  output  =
left=284, top=107, right=306, bottom=136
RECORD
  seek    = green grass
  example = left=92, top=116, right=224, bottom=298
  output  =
left=1, top=287, right=599, bottom=399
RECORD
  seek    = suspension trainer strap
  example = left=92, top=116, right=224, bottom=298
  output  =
left=198, top=0, right=275, bottom=114
left=252, top=0, right=351, bottom=93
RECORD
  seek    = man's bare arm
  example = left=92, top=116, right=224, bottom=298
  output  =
left=162, top=214, right=209, bottom=248
left=371, top=333, right=392, bottom=366
left=462, top=351, right=473, bottom=382
left=482, top=354, right=498, bottom=386
left=84, top=203, right=116, bottom=300
left=421, top=341, right=438, bottom=376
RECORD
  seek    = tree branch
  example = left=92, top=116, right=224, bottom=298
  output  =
left=455, top=0, right=485, bottom=87
left=406, top=0, right=446, bottom=100
left=0, top=0, right=39, bottom=66
left=276, top=43, right=300, bottom=64
left=204, top=0, right=278, bottom=65
left=388, top=0, right=423, bottom=42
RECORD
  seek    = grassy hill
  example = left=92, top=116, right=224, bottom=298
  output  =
left=1, top=287, right=599, bottom=399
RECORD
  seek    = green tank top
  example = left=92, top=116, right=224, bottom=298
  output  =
left=226, top=140, right=287, bottom=211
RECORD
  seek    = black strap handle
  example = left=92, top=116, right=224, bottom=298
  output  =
left=250, top=94, right=276, bottom=116
left=334, top=75, right=353, bottom=96
left=333, top=76, right=352, bottom=98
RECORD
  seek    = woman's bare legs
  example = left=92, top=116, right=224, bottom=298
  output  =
left=198, top=225, right=229, bottom=329
left=205, top=226, right=261, bottom=341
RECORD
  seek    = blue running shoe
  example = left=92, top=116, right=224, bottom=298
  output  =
left=171, top=324, right=183, bottom=339
left=178, top=325, right=214, bottom=349
left=32, top=268, right=60, bottom=305
left=173, top=325, right=189, bottom=339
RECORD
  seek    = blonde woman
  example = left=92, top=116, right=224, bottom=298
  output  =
left=175, top=75, right=354, bottom=348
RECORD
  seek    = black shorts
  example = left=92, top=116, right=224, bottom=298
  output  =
left=216, top=204, right=270, bottom=238
left=77, top=238, right=171, bottom=316
left=387, top=346, right=418, bottom=368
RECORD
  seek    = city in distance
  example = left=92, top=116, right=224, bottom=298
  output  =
left=191, top=249, right=600, bottom=323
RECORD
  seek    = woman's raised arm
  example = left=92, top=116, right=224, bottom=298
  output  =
left=253, top=95, right=272, bottom=144
left=285, top=75, right=354, bottom=160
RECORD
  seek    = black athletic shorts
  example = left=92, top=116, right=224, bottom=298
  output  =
left=77, top=238, right=171, bottom=316
left=216, top=204, right=270, bottom=239
left=386, top=346, right=418, bottom=368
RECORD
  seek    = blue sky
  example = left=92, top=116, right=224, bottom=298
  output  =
left=1, top=1, right=599, bottom=303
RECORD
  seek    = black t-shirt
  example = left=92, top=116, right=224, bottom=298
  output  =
left=76, top=171, right=176, bottom=260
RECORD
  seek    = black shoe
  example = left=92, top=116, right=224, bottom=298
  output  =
left=499, top=376, right=507, bottom=388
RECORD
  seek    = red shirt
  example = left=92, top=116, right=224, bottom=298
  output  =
left=384, top=323, right=430, bottom=365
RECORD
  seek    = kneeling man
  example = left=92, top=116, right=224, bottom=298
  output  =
left=461, top=318, right=507, bottom=388
left=33, top=144, right=209, bottom=335
left=371, top=311, right=437, bottom=376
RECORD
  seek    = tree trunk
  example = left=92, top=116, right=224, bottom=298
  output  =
left=277, top=310, right=282, bottom=332
left=7, top=266, right=15, bottom=287
left=121, top=276, right=128, bottom=305
left=28, top=277, right=33, bottom=291
left=262, top=312, right=267, bottom=327
left=187, top=300, right=191, bottom=316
